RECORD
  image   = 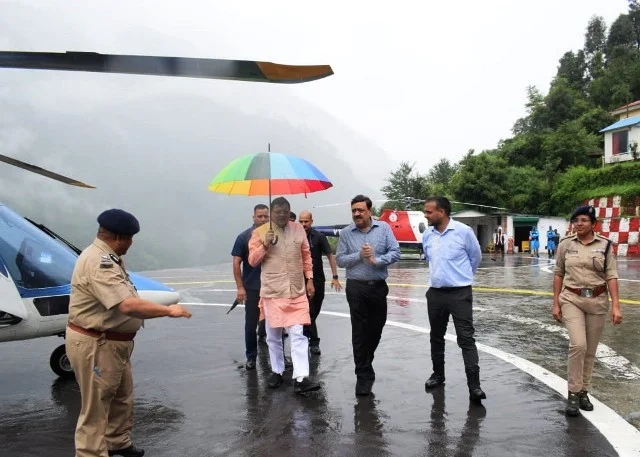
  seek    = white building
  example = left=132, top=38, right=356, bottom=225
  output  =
left=600, top=100, right=640, bottom=165
left=451, top=210, right=569, bottom=253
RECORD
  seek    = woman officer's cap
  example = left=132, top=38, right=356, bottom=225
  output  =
left=570, top=205, right=596, bottom=223
left=97, top=209, right=140, bottom=235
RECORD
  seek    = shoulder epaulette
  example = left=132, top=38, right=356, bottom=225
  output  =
left=558, top=234, right=577, bottom=243
left=595, top=233, right=613, bottom=243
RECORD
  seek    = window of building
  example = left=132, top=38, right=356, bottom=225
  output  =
left=612, top=130, right=629, bottom=155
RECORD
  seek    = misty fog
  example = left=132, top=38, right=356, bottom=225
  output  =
left=0, top=81, right=391, bottom=271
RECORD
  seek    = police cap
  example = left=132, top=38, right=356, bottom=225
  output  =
left=570, top=205, right=596, bottom=223
left=97, top=209, right=140, bottom=236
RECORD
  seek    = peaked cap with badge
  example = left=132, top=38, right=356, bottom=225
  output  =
left=98, top=209, right=140, bottom=235
left=570, top=205, right=596, bottom=223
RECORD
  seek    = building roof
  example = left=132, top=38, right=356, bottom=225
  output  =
left=451, top=209, right=489, bottom=218
left=610, top=100, right=640, bottom=115
left=599, top=115, right=640, bottom=133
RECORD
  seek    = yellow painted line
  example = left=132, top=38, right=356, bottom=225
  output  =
left=165, top=279, right=640, bottom=306
left=384, top=283, right=640, bottom=305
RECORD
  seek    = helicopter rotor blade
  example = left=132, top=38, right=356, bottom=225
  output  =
left=0, top=51, right=334, bottom=84
left=0, top=154, right=95, bottom=188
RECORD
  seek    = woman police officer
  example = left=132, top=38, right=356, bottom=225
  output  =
left=552, top=205, right=623, bottom=416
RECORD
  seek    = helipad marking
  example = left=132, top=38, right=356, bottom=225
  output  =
left=539, top=264, right=640, bottom=283
left=499, top=313, right=640, bottom=380
left=190, top=288, right=639, bottom=379
left=179, top=301, right=640, bottom=456
left=168, top=280, right=640, bottom=305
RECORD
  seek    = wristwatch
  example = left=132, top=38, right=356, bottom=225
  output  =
left=332, top=275, right=339, bottom=280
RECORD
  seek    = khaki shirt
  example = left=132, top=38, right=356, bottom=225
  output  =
left=68, top=238, right=142, bottom=332
left=554, top=233, right=617, bottom=314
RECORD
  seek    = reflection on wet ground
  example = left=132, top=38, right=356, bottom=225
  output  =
left=0, top=254, right=638, bottom=456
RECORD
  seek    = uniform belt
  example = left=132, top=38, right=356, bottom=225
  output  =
left=68, top=322, right=136, bottom=341
left=564, top=285, right=607, bottom=298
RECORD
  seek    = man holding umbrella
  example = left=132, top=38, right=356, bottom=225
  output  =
left=248, top=197, right=321, bottom=394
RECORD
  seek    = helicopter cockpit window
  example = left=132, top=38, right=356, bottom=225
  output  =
left=0, top=206, right=76, bottom=290
left=419, top=222, right=427, bottom=233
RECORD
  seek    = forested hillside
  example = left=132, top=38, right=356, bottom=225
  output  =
left=382, top=2, right=640, bottom=216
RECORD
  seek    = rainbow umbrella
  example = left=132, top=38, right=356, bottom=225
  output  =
left=209, top=151, right=332, bottom=198
left=209, top=151, right=332, bottom=235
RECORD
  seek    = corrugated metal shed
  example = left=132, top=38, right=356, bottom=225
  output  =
left=599, top=115, right=640, bottom=133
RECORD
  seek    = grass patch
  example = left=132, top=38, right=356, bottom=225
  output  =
left=578, top=183, right=640, bottom=201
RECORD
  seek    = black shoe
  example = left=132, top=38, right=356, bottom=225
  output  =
left=566, top=392, right=580, bottom=416
left=294, top=377, right=321, bottom=394
left=267, top=373, right=283, bottom=389
left=578, top=390, right=594, bottom=411
left=284, top=357, right=293, bottom=370
left=424, top=373, right=445, bottom=390
left=309, top=345, right=321, bottom=355
left=245, top=358, right=256, bottom=370
left=469, top=387, right=487, bottom=403
left=108, top=445, right=145, bottom=457
left=465, top=366, right=486, bottom=403
left=355, top=378, right=374, bottom=396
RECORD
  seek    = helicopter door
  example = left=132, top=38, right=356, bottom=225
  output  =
left=0, top=256, right=28, bottom=320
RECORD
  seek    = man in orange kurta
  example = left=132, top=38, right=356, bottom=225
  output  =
left=248, top=197, right=321, bottom=394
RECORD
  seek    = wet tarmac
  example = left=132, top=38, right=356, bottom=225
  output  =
left=1, top=254, right=639, bottom=456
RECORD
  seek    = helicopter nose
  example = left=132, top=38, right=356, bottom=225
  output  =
left=129, top=272, right=181, bottom=305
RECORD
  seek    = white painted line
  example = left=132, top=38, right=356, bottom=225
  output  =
left=478, top=260, right=556, bottom=270
left=180, top=301, right=640, bottom=456
left=188, top=290, right=639, bottom=379
left=540, top=265, right=555, bottom=274
left=539, top=263, right=640, bottom=282
left=500, top=313, right=640, bottom=380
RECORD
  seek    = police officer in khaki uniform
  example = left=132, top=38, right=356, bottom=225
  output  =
left=552, top=205, right=623, bottom=417
left=66, top=209, right=192, bottom=457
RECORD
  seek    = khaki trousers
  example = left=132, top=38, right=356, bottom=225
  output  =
left=66, top=328, right=134, bottom=457
left=561, top=301, right=605, bottom=393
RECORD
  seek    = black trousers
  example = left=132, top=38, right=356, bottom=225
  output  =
left=244, top=289, right=265, bottom=360
left=426, top=286, right=479, bottom=370
left=303, top=280, right=325, bottom=345
left=346, top=279, right=389, bottom=381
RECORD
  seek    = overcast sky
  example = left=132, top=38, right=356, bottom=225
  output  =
left=1, top=0, right=629, bottom=174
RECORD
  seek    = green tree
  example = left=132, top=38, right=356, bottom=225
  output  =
left=449, top=152, right=509, bottom=208
left=628, top=0, right=640, bottom=48
left=584, top=15, right=607, bottom=56
left=427, top=158, right=456, bottom=187
left=557, top=50, right=588, bottom=92
left=607, top=14, right=636, bottom=60
left=500, top=133, right=546, bottom=168
left=587, top=51, right=606, bottom=80
left=512, top=86, right=547, bottom=135
left=380, top=161, right=429, bottom=210
left=503, top=166, right=550, bottom=214
left=542, top=120, right=600, bottom=172
left=545, top=77, right=591, bottom=129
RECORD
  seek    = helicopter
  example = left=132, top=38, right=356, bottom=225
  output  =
left=0, top=49, right=334, bottom=379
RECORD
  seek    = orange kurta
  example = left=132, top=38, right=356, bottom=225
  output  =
left=248, top=221, right=313, bottom=327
